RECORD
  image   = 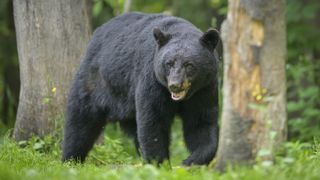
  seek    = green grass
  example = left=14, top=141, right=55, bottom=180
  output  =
left=0, top=121, right=319, bottom=180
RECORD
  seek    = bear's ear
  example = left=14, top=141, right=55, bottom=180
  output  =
left=200, top=29, right=220, bottom=51
left=153, top=28, right=171, bottom=47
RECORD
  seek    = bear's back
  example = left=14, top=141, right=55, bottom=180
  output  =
left=94, top=12, right=200, bottom=50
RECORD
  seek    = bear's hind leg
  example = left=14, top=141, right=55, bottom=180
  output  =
left=62, top=101, right=106, bottom=163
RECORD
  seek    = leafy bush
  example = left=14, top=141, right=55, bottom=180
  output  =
left=286, top=0, right=320, bottom=141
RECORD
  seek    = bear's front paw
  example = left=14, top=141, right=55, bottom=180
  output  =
left=182, top=158, right=194, bottom=166
left=182, top=155, right=213, bottom=166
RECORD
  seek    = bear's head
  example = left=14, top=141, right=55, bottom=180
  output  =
left=153, top=28, right=219, bottom=101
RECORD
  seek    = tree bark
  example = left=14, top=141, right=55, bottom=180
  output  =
left=13, top=0, right=91, bottom=140
left=123, top=0, right=132, bottom=13
left=216, top=0, right=287, bottom=170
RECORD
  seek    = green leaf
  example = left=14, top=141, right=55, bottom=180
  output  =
left=257, top=149, right=271, bottom=157
left=282, top=157, right=295, bottom=164
left=33, top=142, right=43, bottom=150
left=261, top=160, right=273, bottom=167
left=93, top=1, right=103, bottom=17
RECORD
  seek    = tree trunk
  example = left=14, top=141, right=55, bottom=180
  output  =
left=13, top=0, right=91, bottom=141
left=216, top=0, right=287, bottom=170
left=123, top=0, right=132, bottom=13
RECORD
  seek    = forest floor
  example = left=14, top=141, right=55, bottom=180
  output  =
left=0, top=121, right=319, bottom=180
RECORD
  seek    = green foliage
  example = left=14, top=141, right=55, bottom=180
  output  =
left=0, top=0, right=19, bottom=130
left=91, top=0, right=228, bottom=30
left=286, top=0, right=320, bottom=141
left=87, top=136, right=135, bottom=165
left=0, top=128, right=319, bottom=180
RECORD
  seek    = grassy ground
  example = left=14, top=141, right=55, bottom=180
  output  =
left=0, top=120, right=319, bottom=180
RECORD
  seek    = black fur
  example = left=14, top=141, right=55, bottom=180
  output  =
left=62, top=12, right=219, bottom=166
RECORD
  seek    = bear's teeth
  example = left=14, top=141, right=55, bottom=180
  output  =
left=171, top=91, right=186, bottom=101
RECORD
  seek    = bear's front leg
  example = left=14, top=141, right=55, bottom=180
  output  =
left=135, top=83, right=175, bottom=165
left=180, top=88, right=219, bottom=166
left=182, top=115, right=218, bottom=166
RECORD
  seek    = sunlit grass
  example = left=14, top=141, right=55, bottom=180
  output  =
left=0, top=120, right=319, bottom=180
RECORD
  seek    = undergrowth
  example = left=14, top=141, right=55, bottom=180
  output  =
left=0, top=121, right=319, bottom=180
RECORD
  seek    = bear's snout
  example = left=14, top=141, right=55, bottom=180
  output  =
left=168, top=79, right=191, bottom=101
left=168, top=82, right=183, bottom=93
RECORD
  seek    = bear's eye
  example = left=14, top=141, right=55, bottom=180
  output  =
left=166, top=61, right=174, bottom=68
left=184, top=63, right=194, bottom=71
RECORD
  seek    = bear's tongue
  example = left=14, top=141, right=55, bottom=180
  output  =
left=171, top=91, right=186, bottom=101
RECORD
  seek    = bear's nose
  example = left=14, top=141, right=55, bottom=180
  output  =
left=169, top=83, right=182, bottom=93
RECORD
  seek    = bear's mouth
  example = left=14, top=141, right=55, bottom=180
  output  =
left=169, top=80, right=191, bottom=101
left=171, top=90, right=188, bottom=101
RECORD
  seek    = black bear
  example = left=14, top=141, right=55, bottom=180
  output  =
left=62, top=12, right=219, bottom=166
